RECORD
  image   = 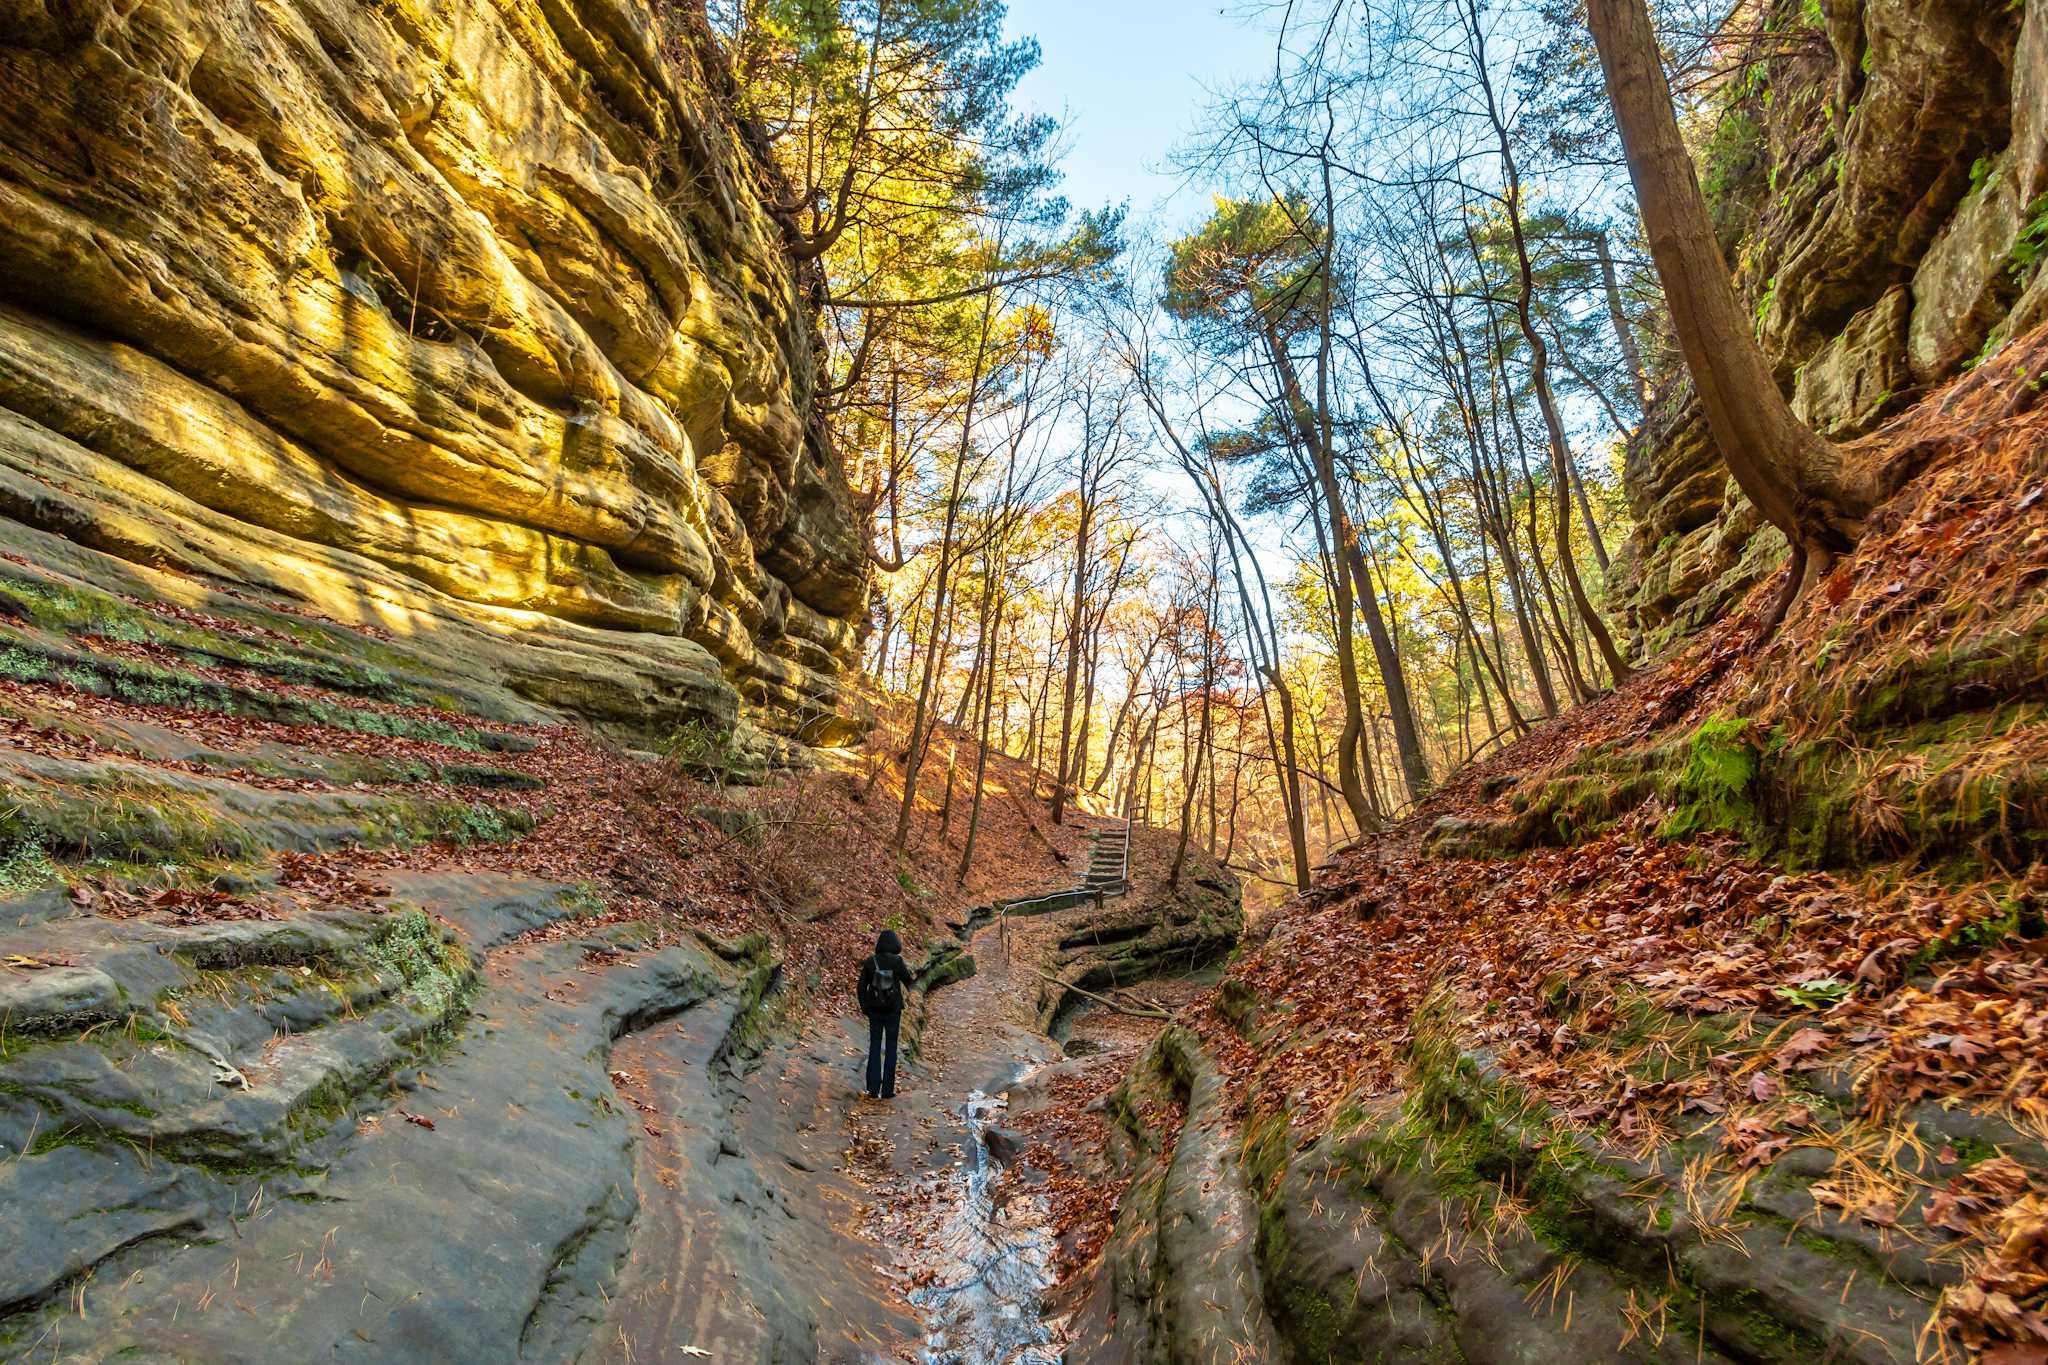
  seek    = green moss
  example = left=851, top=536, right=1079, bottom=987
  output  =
left=712, top=952, right=793, bottom=1065
left=1659, top=714, right=1762, bottom=841
left=0, top=622, right=495, bottom=748
left=0, top=645, right=54, bottom=684
left=1911, top=895, right=2043, bottom=970
left=361, top=798, right=533, bottom=850
left=1244, top=1116, right=1358, bottom=1363
left=366, top=908, right=470, bottom=1018
left=423, top=800, right=530, bottom=845
left=9, top=773, right=258, bottom=871
left=1381, top=1016, right=1838, bottom=1361
left=1771, top=705, right=2048, bottom=870
left=1216, top=976, right=1261, bottom=1036
left=662, top=720, right=750, bottom=784
left=26, top=1125, right=101, bottom=1157
left=1427, top=739, right=1682, bottom=857
left=0, top=571, right=469, bottom=709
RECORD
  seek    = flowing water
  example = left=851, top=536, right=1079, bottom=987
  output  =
left=907, top=1082, right=1066, bottom=1365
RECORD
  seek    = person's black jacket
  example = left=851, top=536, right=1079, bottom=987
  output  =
left=858, top=929, right=914, bottom=1016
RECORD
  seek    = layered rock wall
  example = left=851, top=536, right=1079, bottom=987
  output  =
left=1615, top=0, right=2048, bottom=651
left=0, top=0, right=866, bottom=741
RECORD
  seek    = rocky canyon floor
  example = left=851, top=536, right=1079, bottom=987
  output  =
left=0, top=512, right=1242, bottom=1364
left=5, top=334, right=2048, bottom=1364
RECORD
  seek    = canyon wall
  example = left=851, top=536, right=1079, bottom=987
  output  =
left=1615, top=0, right=2048, bottom=652
left=0, top=0, right=867, bottom=743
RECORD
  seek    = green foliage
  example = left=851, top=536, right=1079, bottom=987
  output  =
left=2013, top=193, right=2048, bottom=278
left=1771, top=975, right=1851, bottom=1010
left=1163, top=195, right=1332, bottom=346
left=560, top=881, right=607, bottom=918
left=0, top=822, right=56, bottom=893
left=0, top=646, right=52, bottom=684
left=1699, top=110, right=1762, bottom=221
left=1913, top=896, right=2045, bottom=969
left=419, top=801, right=528, bottom=846
left=663, top=720, right=744, bottom=785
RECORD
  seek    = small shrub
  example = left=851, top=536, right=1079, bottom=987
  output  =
left=0, top=823, right=56, bottom=893
left=2013, top=192, right=2048, bottom=279
left=663, top=720, right=742, bottom=787
left=560, top=881, right=607, bottom=918
left=367, top=907, right=467, bottom=1017
left=744, top=786, right=827, bottom=914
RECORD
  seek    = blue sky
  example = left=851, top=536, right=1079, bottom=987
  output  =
left=1008, top=0, right=1270, bottom=234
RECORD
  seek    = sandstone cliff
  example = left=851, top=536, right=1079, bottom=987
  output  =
left=1615, top=0, right=2048, bottom=653
left=0, top=0, right=867, bottom=745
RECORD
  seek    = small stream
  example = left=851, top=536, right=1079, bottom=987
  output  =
left=907, top=1080, right=1066, bottom=1365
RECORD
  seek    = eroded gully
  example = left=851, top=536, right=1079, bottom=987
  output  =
left=856, top=897, right=1110, bottom=1365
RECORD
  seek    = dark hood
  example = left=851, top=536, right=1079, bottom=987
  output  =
left=875, top=928, right=902, bottom=956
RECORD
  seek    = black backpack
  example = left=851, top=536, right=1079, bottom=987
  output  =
left=859, top=954, right=903, bottom=1014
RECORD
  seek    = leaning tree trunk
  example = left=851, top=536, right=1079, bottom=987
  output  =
left=1587, top=0, right=1867, bottom=628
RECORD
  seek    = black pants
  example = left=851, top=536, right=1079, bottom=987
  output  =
left=865, top=1011, right=901, bottom=1097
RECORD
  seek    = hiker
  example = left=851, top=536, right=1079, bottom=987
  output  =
left=857, top=928, right=912, bottom=1099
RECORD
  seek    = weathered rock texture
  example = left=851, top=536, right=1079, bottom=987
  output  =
left=0, top=0, right=867, bottom=742
left=1615, top=0, right=2048, bottom=653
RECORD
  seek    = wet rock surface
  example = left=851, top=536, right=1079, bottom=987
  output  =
left=0, top=510, right=1096, bottom=1363
left=909, top=1085, right=1063, bottom=1365
left=842, top=823, right=1243, bottom=1365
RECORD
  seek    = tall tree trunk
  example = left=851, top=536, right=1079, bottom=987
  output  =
left=1050, top=504, right=1090, bottom=825
left=1265, top=668, right=1314, bottom=888
left=1130, top=342, right=1313, bottom=888
left=1594, top=229, right=1649, bottom=409
left=1267, top=333, right=1430, bottom=804
left=893, top=289, right=995, bottom=852
left=1448, top=286, right=1560, bottom=717
left=957, top=592, right=1006, bottom=883
left=1462, top=0, right=1631, bottom=685
left=1304, top=489, right=1378, bottom=831
left=1544, top=332, right=1615, bottom=572
left=936, top=737, right=959, bottom=843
